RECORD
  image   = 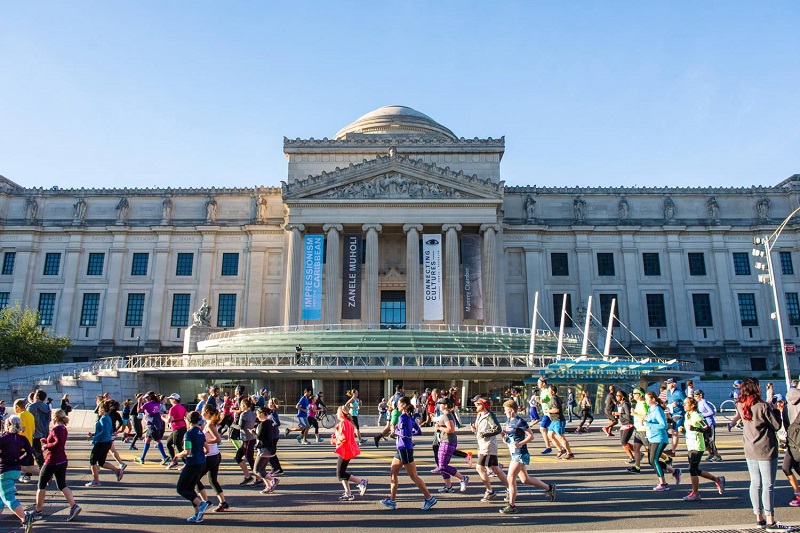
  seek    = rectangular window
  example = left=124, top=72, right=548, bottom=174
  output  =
left=1, top=252, right=16, bottom=275
left=732, top=252, right=751, bottom=276
left=646, top=294, right=667, bottom=328
left=642, top=253, right=661, bottom=276
left=688, top=253, right=706, bottom=276
left=751, top=358, right=767, bottom=372
left=787, top=293, right=800, bottom=326
left=80, top=293, right=100, bottom=327
left=703, top=358, right=721, bottom=372
left=38, top=293, right=56, bottom=326
left=380, top=291, right=407, bottom=329
left=738, top=293, right=758, bottom=327
left=781, top=252, right=795, bottom=275
left=551, top=253, right=569, bottom=276
left=43, top=253, right=61, bottom=276
left=221, top=253, right=239, bottom=276
left=692, top=293, right=713, bottom=327
left=596, top=253, right=615, bottom=276
left=599, top=293, right=620, bottom=326
left=176, top=253, right=194, bottom=276
left=0, top=292, right=9, bottom=310
left=171, top=294, right=191, bottom=327
left=125, top=293, right=145, bottom=327
left=87, top=253, right=105, bottom=276
left=131, top=253, right=149, bottom=276
left=553, top=294, right=573, bottom=328
left=217, top=294, right=236, bottom=327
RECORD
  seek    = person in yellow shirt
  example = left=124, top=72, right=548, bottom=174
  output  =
left=14, top=399, right=38, bottom=482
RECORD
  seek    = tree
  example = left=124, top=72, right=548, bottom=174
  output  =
left=0, top=302, right=71, bottom=369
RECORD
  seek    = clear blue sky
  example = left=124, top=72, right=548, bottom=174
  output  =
left=1, top=2, right=798, bottom=190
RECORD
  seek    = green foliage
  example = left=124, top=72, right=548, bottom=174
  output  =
left=0, top=302, right=71, bottom=369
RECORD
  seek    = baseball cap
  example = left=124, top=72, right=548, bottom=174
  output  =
left=168, top=393, right=181, bottom=401
left=665, top=378, right=676, bottom=384
left=471, top=394, right=489, bottom=403
left=693, top=389, right=704, bottom=396
left=260, top=388, right=268, bottom=395
left=632, top=388, right=644, bottom=396
left=775, top=394, right=785, bottom=402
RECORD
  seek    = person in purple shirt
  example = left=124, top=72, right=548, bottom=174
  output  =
left=134, top=391, right=169, bottom=465
left=0, top=415, right=36, bottom=530
left=379, top=396, right=437, bottom=511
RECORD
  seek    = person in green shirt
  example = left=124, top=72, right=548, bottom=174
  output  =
left=627, top=389, right=649, bottom=474
left=537, top=378, right=554, bottom=454
left=682, top=397, right=725, bottom=501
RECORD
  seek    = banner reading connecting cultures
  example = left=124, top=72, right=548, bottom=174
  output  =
left=423, top=234, right=443, bottom=321
left=461, top=234, right=484, bottom=320
left=341, top=234, right=362, bottom=319
left=301, top=234, right=324, bottom=321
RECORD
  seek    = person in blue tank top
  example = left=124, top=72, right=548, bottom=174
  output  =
left=174, top=412, right=210, bottom=523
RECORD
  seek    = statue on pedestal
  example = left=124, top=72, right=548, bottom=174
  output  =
left=192, top=298, right=211, bottom=327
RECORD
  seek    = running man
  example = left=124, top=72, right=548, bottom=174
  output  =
left=536, top=378, right=555, bottom=454
left=284, top=388, right=312, bottom=445
left=548, top=385, right=574, bottom=460
left=627, top=388, right=649, bottom=474
left=375, top=384, right=404, bottom=447
left=470, top=395, right=508, bottom=501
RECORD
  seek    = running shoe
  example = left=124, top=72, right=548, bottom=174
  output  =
left=460, top=475, right=469, bottom=492
left=682, top=491, right=701, bottom=502
left=187, top=513, right=203, bottom=523
left=430, top=467, right=441, bottom=474
left=213, top=502, right=230, bottom=512
left=23, top=511, right=34, bottom=533
left=560, top=453, right=575, bottom=460
left=541, top=448, right=552, bottom=455
left=338, top=493, right=355, bottom=501
left=790, top=494, right=800, bottom=507
left=379, top=498, right=397, bottom=510
left=296, top=436, right=302, bottom=443
left=271, top=470, right=285, bottom=477
left=421, top=496, right=438, bottom=511
left=766, top=522, right=794, bottom=531
left=85, top=480, right=101, bottom=487
left=673, top=468, right=682, bottom=486
left=374, top=435, right=381, bottom=448
left=359, top=438, right=368, bottom=444
left=116, top=465, right=125, bottom=482
left=664, top=449, right=676, bottom=457
left=488, top=470, right=498, bottom=478
left=716, top=476, right=726, bottom=495
left=556, top=450, right=566, bottom=459
left=317, top=437, right=324, bottom=443
left=758, top=520, right=767, bottom=527
left=653, top=483, right=670, bottom=491
left=160, top=457, right=172, bottom=466
left=546, top=483, right=557, bottom=502
left=19, top=475, right=30, bottom=484
left=284, top=427, right=290, bottom=437
left=166, top=461, right=179, bottom=470
left=499, top=504, right=517, bottom=514
left=626, top=458, right=636, bottom=464
left=626, top=466, right=641, bottom=474
left=358, top=478, right=369, bottom=497
left=481, top=491, right=497, bottom=502
left=437, top=485, right=456, bottom=493
left=133, top=457, right=144, bottom=464
left=239, top=476, right=255, bottom=486
left=196, top=500, right=210, bottom=520
left=266, top=478, right=280, bottom=493
left=300, top=439, right=310, bottom=445
left=30, top=510, right=44, bottom=521
left=726, top=422, right=732, bottom=432
left=465, top=451, right=473, bottom=468
left=67, top=504, right=82, bottom=521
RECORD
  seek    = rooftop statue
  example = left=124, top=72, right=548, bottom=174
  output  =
left=192, top=298, right=211, bottom=327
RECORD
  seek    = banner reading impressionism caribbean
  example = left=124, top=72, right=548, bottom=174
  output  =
left=461, top=234, right=484, bottom=320
left=301, top=234, right=324, bottom=320
left=423, top=234, right=443, bottom=321
left=341, top=234, right=362, bottom=319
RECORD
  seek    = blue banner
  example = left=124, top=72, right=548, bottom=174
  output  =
left=301, top=234, right=324, bottom=320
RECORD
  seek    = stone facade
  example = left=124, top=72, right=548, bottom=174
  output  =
left=0, top=105, right=798, bottom=377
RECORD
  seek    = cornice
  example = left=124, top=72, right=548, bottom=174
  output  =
left=6, top=186, right=282, bottom=197
left=504, top=185, right=790, bottom=194
left=284, top=136, right=505, bottom=151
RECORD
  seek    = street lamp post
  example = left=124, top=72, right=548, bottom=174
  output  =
left=753, top=205, right=800, bottom=390
left=135, top=336, right=140, bottom=355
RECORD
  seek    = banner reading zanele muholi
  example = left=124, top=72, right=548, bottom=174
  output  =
left=301, top=234, right=324, bottom=320
left=341, top=234, right=362, bottom=319
left=461, top=234, right=484, bottom=320
left=423, top=234, right=443, bottom=321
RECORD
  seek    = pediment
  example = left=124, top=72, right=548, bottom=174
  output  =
left=281, top=153, right=504, bottom=201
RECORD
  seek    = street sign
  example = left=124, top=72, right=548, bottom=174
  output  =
left=786, top=345, right=796, bottom=353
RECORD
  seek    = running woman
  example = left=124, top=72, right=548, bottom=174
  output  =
left=644, top=392, right=681, bottom=492
left=575, top=390, right=594, bottom=433
left=32, top=409, right=81, bottom=523
left=85, top=400, right=124, bottom=487
left=379, top=396, right=437, bottom=511
left=120, top=399, right=133, bottom=442
left=500, top=399, right=556, bottom=514
left=174, top=412, right=211, bottom=523
left=0, top=416, right=36, bottom=532
left=129, top=393, right=143, bottom=450
left=267, top=398, right=284, bottom=476
left=199, top=404, right=228, bottom=512
left=307, top=396, right=321, bottom=443
left=627, top=388, right=649, bottom=474
left=234, top=397, right=257, bottom=485
left=434, top=399, right=469, bottom=493
left=253, top=407, right=278, bottom=494
left=165, top=393, right=188, bottom=470
left=344, top=389, right=367, bottom=444
left=527, top=392, right=540, bottom=426
left=134, top=391, right=169, bottom=465
left=547, top=385, right=574, bottom=460
left=332, top=406, right=368, bottom=501
left=470, top=395, right=508, bottom=501
left=615, top=390, right=635, bottom=464
left=681, top=397, right=725, bottom=501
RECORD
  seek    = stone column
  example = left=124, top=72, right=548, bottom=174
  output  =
left=283, top=223, right=305, bottom=326
left=481, top=224, right=501, bottom=326
left=362, top=223, right=382, bottom=328
left=403, top=224, right=423, bottom=326
left=443, top=223, right=462, bottom=326
left=323, top=224, right=343, bottom=325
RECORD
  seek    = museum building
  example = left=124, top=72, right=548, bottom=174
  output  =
left=1, top=105, right=799, bottom=390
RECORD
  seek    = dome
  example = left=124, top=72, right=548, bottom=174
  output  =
left=334, top=105, right=457, bottom=140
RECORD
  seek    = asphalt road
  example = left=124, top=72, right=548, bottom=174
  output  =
left=5, top=424, right=800, bottom=533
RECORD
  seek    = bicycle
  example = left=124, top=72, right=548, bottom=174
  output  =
left=317, top=408, right=336, bottom=429
left=717, top=399, right=737, bottom=421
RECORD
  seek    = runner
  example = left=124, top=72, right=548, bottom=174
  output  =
left=602, top=385, right=618, bottom=437
left=681, top=397, right=725, bottom=501
left=253, top=407, right=279, bottom=494
left=499, top=399, right=557, bottom=514
left=85, top=399, right=124, bottom=487
left=285, top=388, right=312, bottom=445
left=644, top=392, right=681, bottom=492
left=665, top=378, right=686, bottom=455
left=233, top=397, right=257, bottom=485
left=379, top=396, right=437, bottom=511
left=120, top=399, right=133, bottom=442
left=785, top=386, right=800, bottom=507
left=129, top=393, right=143, bottom=450
left=627, top=388, right=649, bottom=474
left=332, top=406, right=368, bottom=501
left=267, top=398, right=284, bottom=476
left=575, top=390, right=594, bottom=433
left=165, top=393, right=188, bottom=470
left=375, top=385, right=404, bottom=447
left=470, top=395, right=508, bottom=501
left=433, top=399, right=469, bottom=493
left=694, top=389, right=722, bottom=461
left=307, top=395, right=321, bottom=443
left=198, top=404, right=228, bottom=512
left=537, top=378, right=555, bottom=453
left=32, top=409, right=81, bottom=523
left=614, top=390, right=635, bottom=463
left=134, top=391, right=169, bottom=465
left=0, top=416, right=36, bottom=532
left=27, top=390, right=51, bottom=467
left=14, top=399, right=36, bottom=483
left=344, top=389, right=367, bottom=444
left=174, top=411, right=210, bottom=523
left=548, top=385, right=574, bottom=460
